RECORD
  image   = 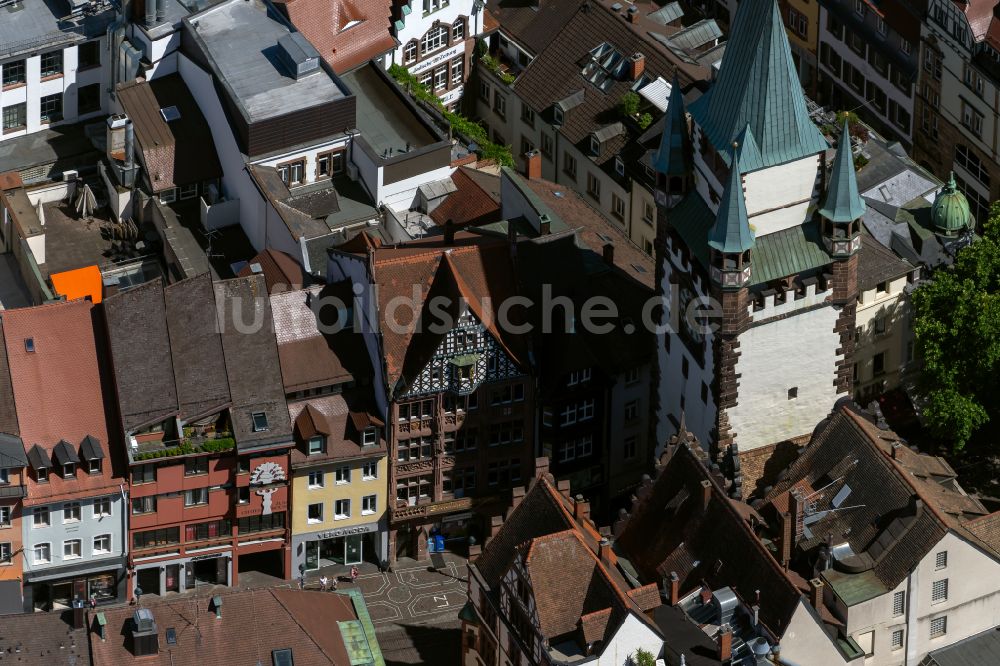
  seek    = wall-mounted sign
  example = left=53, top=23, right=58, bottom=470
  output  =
left=312, top=522, right=378, bottom=540
left=251, top=462, right=287, bottom=516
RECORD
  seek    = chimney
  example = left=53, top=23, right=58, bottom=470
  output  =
left=598, top=538, right=612, bottom=563
left=523, top=149, right=541, bottom=180
left=155, top=0, right=167, bottom=23
left=891, top=442, right=902, bottom=459
left=717, top=623, right=733, bottom=663
left=603, top=243, right=615, bottom=265
left=626, top=5, right=639, bottom=23
left=145, top=0, right=156, bottom=28
left=468, top=543, right=482, bottom=561
left=511, top=485, right=526, bottom=509
left=124, top=120, right=135, bottom=170
left=780, top=511, right=793, bottom=569
left=72, top=599, right=85, bottom=629
left=809, top=578, right=825, bottom=610
left=700, top=479, right=712, bottom=512
left=444, top=220, right=456, bottom=245
left=789, top=487, right=804, bottom=544
left=538, top=213, right=551, bottom=236
left=629, top=52, right=645, bottom=79
left=534, top=456, right=549, bottom=479
left=490, top=515, right=504, bottom=538
left=668, top=571, right=680, bottom=606
left=557, top=478, right=571, bottom=499
left=573, top=494, right=591, bottom=522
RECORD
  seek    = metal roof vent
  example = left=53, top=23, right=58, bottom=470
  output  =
left=250, top=262, right=263, bottom=274
left=160, top=106, right=181, bottom=122
left=277, top=32, right=321, bottom=79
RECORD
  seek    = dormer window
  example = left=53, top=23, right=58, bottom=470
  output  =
left=308, top=436, right=325, bottom=455
left=251, top=412, right=269, bottom=432
left=590, top=135, right=600, bottom=156
left=362, top=428, right=377, bottom=447
left=0, top=468, right=8, bottom=484
left=24, top=338, right=35, bottom=352
left=615, top=156, right=625, bottom=176
left=37, top=467, right=48, bottom=482
left=63, top=462, right=75, bottom=478
left=553, top=106, right=564, bottom=125
left=88, top=459, right=102, bottom=474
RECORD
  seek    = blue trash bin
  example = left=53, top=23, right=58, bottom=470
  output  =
left=435, top=534, right=445, bottom=553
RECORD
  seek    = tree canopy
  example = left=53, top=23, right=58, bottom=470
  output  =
left=911, top=203, right=1000, bottom=450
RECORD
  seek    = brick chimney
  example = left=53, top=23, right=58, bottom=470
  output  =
left=809, top=577, right=825, bottom=610
left=534, top=456, right=550, bottom=479
left=780, top=511, right=793, bottom=569
left=700, top=479, right=712, bottom=512
left=490, top=515, right=504, bottom=538
left=468, top=544, right=482, bottom=562
left=892, top=442, right=902, bottom=459
left=603, top=243, right=615, bottom=265
left=629, top=52, right=645, bottom=79
left=626, top=6, right=639, bottom=23
left=523, top=149, right=541, bottom=180
left=668, top=571, right=680, bottom=606
left=598, top=538, right=612, bottom=563
left=574, top=494, right=590, bottom=522
left=557, top=478, right=571, bottom=499
left=511, top=485, right=526, bottom=509
left=717, top=623, right=733, bottom=662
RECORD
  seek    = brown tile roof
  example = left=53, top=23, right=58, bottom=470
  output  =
left=430, top=167, right=502, bottom=228
left=116, top=74, right=222, bottom=194
left=765, top=405, right=994, bottom=591
left=365, top=234, right=527, bottom=389
left=857, top=231, right=913, bottom=290
left=288, top=390, right=386, bottom=466
left=1, top=300, right=122, bottom=504
left=0, top=611, right=90, bottom=666
left=512, top=0, right=712, bottom=164
left=102, top=279, right=180, bottom=432
left=487, top=0, right=582, bottom=56
left=276, top=0, right=398, bottom=74
left=238, top=248, right=307, bottom=294
left=966, top=512, right=1000, bottom=556
left=90, top=588, right=361, bottom=666
left=215, top=275, right=293, bottom=451
left=616, top=441, right=803, bottom=637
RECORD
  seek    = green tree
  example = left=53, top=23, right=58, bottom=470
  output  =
left=911, top=203, right=1000, bottom=450
left=620, top=91, right=640, bottom=118
left=631, top=648, right=656, bottom=666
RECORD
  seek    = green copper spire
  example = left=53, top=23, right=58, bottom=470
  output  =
left=818, top=120, right=866, bottom=223
left=653, top=74, right=690, bottom=177
left=708, top=145, right=755, bottom=254
left=688, top=0, right=828, bottom=170
left=931, top=172, right=974, bottom=236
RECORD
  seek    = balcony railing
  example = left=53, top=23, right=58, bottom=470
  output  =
left=0, top=484, right=28, bottom=499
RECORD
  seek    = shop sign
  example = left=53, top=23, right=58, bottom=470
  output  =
left=313, top=523, right=378, bottom=540
left=190, top=552, right=228, bottom=562
left=251, top=462, right=287, bottom=515
left=409, top=43, right=464, bottom=75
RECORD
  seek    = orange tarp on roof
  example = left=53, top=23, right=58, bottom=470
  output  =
left=51, top=265, right=103, bottom=304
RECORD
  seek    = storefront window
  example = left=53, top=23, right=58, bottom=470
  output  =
left=305, top=541, right=319, bottom=571
left=88, top=574, right=116, bottom=601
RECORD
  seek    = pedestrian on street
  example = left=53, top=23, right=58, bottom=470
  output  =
left=298, top=574, right=305, bottom=590
left=331, top=577, right=338, bottom=591
left=320, top=575, right=329, bottom=592
left=350, top=565, right=359, bottom=583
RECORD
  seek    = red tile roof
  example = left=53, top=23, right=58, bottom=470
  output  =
left=430, top=167, right=502, bottom=228
left=0, top=299, right=121, bottom=504
left=90, top=588, right=363, bottom=666
left=276, top=0, right=398, bottom=74
left=238, top=248, right=307, bottom=294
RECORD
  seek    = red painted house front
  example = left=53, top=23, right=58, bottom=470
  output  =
left=102, top=274, right=293, bottom=598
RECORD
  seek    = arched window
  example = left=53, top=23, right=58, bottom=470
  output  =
left=404, top=40, right=417, bottom=63
left=452, top=17, right=466, bottom=41
left=421, top=25, right=449, bottom=55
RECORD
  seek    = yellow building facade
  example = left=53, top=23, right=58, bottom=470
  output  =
left=780, top=0, right=820, bottom=94
left=290, top=453, right=388, bottom=572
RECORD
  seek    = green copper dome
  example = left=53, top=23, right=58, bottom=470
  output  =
left=932, top=173, right=974, bottom=236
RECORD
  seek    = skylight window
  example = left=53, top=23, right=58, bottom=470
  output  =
left=160, top=106, right=181, bottom=123
left=252, top=412, right=269, bottom=432
left=581, top=43, right=627, bottom=91
left=24, top=338, right=35, bottom=353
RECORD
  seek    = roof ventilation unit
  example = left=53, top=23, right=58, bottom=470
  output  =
left=277, top=32, right=321, bottom=79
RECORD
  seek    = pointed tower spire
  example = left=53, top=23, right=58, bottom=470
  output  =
left=653, top=74, right=689, bottom=178
left=819, top=120, right=865, bottom=257
left=818, top=120, right=866, bottom=223
left=708, top=147, right=755, bottom=256
left=708, top=144, right=755, bottom=289
left=688, top=0, right=827, bottom=168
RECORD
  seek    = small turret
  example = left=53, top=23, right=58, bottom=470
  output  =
left=818, top=120, right=865, bottom=257
left=708, top=143, right=754, bottom=290
left=931, top=173, right=975, bottom=237
left=653, top=74, right=692, bottom=207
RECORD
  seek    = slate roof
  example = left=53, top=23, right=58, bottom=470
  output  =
left=652, top=75, right=690, bottom=177
left=90, top=587, right=375, bottom=666
left=856, top=231, right=913, bottom=290
left=616, top=441, right=803, bottom=637
left=688, top=0, right=828, bottom=170
left=276, top=0, right=398, bottom=74
left=925, top=627, right=1000, bottom=666
left=0, top=611, right=91, bottom=666
left=766, top=405, right=997, bottom=598
left=0, top=318, right=19, bottom=436
left=215, top=275, right=293, bottom=451
left=818, top=121, right=866, bottom=224
left=116, top=74, right=222, bottom=193
left=0, top=299, right=121, bottom=504
left=0, top=432, right=27, bottom=469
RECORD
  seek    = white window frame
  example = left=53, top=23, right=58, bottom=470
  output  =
left=308, top=436, right=325, bottom=455
left=33, top=507, right=50, bottom=527
left=308, top=471, right=324, bottom=489
left=63, top=501, right=81, bottom=523
left=362, top=494, right=377, bottom=515
left=0, top=542, right=10, bottom=563
left=452, top=18, right=464, bottom=41
left=0, top=506, right=10, bottom=527
left=34, top=543, right=51, bottom=564
left=560, top=404, right=577, bottom=426
left=93, top=534, right=112, bottom=555
left=362, top=428, right=377, bottom=447
left=179, top=183, right=198, bottom=200
left=184, top=488, right=208, bottom=507
left=451, top=58, right=464, bottom=85
left=307, top=502, right=324, bottom=524
left=362, top=461, right=378, bottom=480
left=404, top=41, right=417, bottom=63
left=335, top=466, right=351, bottom=485
left=334, top=499, right=351, bottom=520
left=579, top=399, right=595, bottom=421
left=931, top=579, right=948, bottom=604
left=0, top=468, right=8, bottom=484
left=63, top=539, right=82, bottom=560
